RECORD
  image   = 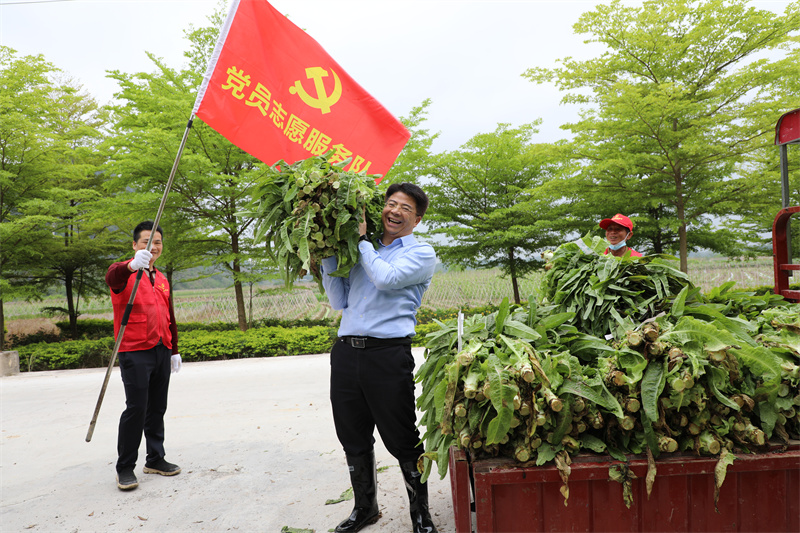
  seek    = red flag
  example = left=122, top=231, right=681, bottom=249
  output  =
left=192, top=0, right=409, bottom=180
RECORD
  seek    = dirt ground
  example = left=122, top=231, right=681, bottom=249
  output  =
left=0, top=349, right=457, bottom=533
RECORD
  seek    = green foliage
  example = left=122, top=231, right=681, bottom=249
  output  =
left=523, top=0, right=800, bottom=271
left=413, top=323, right=442, bottom=346
left=175, top=326, right=334, bottom=361
left=103, top=22, right=270, bottom=330
left=54, top=319, right=114, bottom=339
left=380, top=98, right=439, bottom=187
left=416, top=303, right=507, bottom=325
left=6, top=328, right=61, bottom=347
left=14, top=325, right=337, bottom=370
left=542, top=234, right=690, bottom=339
left=424, top=123, right=572, bottom=303
left=8, top=317, right=341, bottom=347
left=17, top=338, right=115, bottom=371
left=241, top=153, right=385, bottom=290
left=0, top=46, right=113, bottom=348
left=416, top=239, right=800, bottom=491
left=253, top=317, right=340, bottom=329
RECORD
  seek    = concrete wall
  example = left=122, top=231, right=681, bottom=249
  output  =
left=1, top=351, right=20, bottom=376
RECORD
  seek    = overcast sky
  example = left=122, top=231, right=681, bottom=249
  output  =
left=0, top=0, right=792, bottom=153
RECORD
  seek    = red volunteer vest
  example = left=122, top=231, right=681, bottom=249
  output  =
left=110, top=266, right=173, bottom=352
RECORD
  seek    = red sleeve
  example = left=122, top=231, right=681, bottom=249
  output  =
left=106, top=260, right=134, bottom=293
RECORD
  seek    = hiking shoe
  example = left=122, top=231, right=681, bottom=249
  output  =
left=143, top=458, right=181, bottom=476
left=116, top=469, right=139, bottom=490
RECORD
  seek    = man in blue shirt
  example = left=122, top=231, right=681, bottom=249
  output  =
left=321, top=183, right=437, bottom=533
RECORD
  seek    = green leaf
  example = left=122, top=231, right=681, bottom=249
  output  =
left=714, top=449, right=736, bottom=512
left=671, top=285, right=689, bottom=317
left=706, top=366, right=741, bottom=411
left=324, top=487, right=353, bottom=505
left=559, top=378, right=624, bottom=418
left=502, top=319, right=542, bottom=341
left=580, top=434, right=607, bottom=453
left=495, top=297, right=510, bottom=336
left=641, top=360, right=667, bottom=422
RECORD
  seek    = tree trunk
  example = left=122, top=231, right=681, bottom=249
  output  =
left=0, top=297, right=5, bottom=351
left=647, top=206, right=665, bottom=254
left=508, top=248, right=521, bottom=304
left=234, top=275, right=247, bottom=331
left=230, top=233, right=248, bottom=331
left=678, top=221, right=688, bottom=274
left=673, top=122, right=689, bottom=274
left=65, top=270, right=78, bottom=339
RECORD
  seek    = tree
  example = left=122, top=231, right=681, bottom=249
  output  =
left=525, top=0, right=800, bottom=272
left=0, top=47, right=112, bottom=344
left=424, top=123, right=569, bottom=303
left=381, top=98, right=439, bottom=187
left=0, top=47, right=57, bottom=347
left=103, top=15, right=271, bottom=331
left=18, top=77, right=114, bottom=338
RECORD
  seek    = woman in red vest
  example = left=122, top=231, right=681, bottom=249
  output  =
left=106, top=221, right=181, bottom=491
left=599, top=214, right=643, bottom=257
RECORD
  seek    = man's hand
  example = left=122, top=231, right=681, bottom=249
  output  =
left=359, top=206, right=367, bottom=237
left=171, top=354, right=182, bottom=373
left=129, top=249, right=152, bottom=270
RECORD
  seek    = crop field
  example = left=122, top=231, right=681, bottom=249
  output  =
left=3, top=256, right=779, bottom=333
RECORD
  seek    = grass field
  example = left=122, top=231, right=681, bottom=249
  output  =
left=3, top=256, right=779, bottom=338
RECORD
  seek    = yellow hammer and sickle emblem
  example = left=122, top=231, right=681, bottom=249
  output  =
left=289, top=66, right=342, bottom=114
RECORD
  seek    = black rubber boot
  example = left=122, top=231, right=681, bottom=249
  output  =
left=335, top=452, right=380, bottom=533
left=400, top=461, right=438, bottom=533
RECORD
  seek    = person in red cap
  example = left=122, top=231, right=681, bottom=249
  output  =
left=598, top=214, right=643, bottom=257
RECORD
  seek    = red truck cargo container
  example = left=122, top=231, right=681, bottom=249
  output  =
left=449, top=443, right=800, bottom=533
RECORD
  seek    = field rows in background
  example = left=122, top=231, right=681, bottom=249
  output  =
left=3, top=257, right=779, bottom=323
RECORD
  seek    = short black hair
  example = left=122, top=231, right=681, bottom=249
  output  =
left=385, top=183, right=429, bottom=217
left=133, top=221, right=164, bottom=243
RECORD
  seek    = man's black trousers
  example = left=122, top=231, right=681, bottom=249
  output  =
left=329, top=339, right=423, bottom=463
left=116, top=344, right=171, bottom=472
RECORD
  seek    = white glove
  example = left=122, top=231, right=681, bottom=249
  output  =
left=171, top=354, right=182, bottom=373
left=130, top=249, right=152, bottom=270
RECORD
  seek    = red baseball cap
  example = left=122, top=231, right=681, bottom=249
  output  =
left=599, top=213, right=633, bottom=232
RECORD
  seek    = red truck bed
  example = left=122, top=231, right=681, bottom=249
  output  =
left=448, top=443, right=800, bottom=532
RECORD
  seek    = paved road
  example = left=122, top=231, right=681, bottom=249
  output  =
left=1, top=349, right=457, bottom=533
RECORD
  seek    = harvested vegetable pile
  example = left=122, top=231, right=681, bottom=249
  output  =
left=243, top=153, right=384, bottom=288
left=416, top=236, right=800, bottom=507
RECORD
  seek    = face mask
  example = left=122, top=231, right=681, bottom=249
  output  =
left=608, top=240, right=627, bottom=251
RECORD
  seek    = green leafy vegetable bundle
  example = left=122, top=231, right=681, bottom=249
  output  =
left=244, top=153, right=384, bottom=288
left=416, top=236, right=800, bottom=508
left=542, top=235, right=691, bottom=338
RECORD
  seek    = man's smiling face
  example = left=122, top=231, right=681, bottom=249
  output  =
left=381, top=191, right=421, bottom=243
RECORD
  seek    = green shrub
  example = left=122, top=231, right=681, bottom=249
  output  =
left=413, top=322, right=442, bottom=346
left=178, top=321, right=240, bottom=332
left=17, top=338, right=115, bottom=371
left=14, top=320, right=435, bottom=371
left=7, top=329, right=61, bottom=347
left=179, top=326, right=335, bottom=362
left=416, top=303, right=511, bottom=325
left=252, top=317, right=340, bottom=329
left=14, top=317, right=338, bottom=348
left=55, top=318, right=114, bottom=340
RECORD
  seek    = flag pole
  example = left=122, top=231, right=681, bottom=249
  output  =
left=85, top=115, right=195, bottom=443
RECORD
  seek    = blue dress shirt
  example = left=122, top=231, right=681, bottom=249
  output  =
left=321, top=234, right=437, bottom=339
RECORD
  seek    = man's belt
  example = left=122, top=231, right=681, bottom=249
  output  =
left=339, top=336, right=412, bottom=349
